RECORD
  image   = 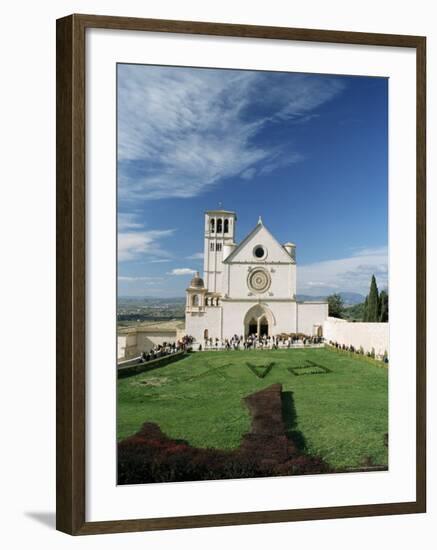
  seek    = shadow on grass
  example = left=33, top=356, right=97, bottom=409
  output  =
left=281, top=391, right=307, bottom=452
left=118, top=385, right=330, bottom=484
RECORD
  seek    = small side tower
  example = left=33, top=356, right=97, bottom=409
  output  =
left=203, top=209, right=236, bottom=293
left=185, top=272, right=207, bottom=313
left=283, top=242, right=296, bottom=263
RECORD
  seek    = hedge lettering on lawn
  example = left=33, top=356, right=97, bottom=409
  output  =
left=288, top=360, right=331, bottom=376
left=246, top=362, right=275, bottom=379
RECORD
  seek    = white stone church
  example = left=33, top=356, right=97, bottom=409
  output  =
left=185, top=209, right=328, bottom=342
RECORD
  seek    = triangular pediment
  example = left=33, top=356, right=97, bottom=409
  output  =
left=224, top=222, right=294, bottom=264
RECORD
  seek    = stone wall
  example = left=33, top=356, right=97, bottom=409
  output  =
left=135, top=330, right=178, bottom=353
left=323, top=316, right=389, bottom=357
left=117, top=322, right=184, bottom=360
left=117, top=333, right=138, bottom=360
left=185, top=305, right=222, bottom=341
left=296, top=301, right=329, bottom=335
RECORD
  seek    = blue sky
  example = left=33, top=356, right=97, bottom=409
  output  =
left=117, top=64, right=388, bottom=298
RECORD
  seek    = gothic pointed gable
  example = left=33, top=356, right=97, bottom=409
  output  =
left=223, top=219, right=294, bottom=264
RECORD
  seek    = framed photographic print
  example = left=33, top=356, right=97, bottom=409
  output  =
left=56, top=14, right=426, bottom=535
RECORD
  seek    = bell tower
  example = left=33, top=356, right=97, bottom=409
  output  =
left=203, top=209, right=236, bottom=293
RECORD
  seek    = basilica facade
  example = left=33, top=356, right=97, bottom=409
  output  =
left=185, top=209, right=328, bottom=342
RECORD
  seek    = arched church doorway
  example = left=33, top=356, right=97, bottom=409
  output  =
left=203, top=329, right=209, bottom=340
left=259, top=317, right=269, bottom=337
left=243, top=305, right=275, bottom=337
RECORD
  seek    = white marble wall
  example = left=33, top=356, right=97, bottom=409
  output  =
left=117, top=333, right=138, bottom=360
left=185, top=299, right=329, bottom=342
left=323, top=316, right=389, bottom=357
left=185, top=305, right=222, bottom=341
left=297, top=302, right=329, bottom=335
left=118, top=329, right=179, bottom=360
left=135, top=330, right=178, bottom=353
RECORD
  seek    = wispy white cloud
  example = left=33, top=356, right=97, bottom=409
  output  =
left=118, top=275, right=162, bottom=283
left=298, top=246, right=388, bottom=295
left=118, top=212, right=143, bottom=230
left=352, top=246, right=388, bottom=257
left=149, top=258, right=172, bottom=263
left=118, top=229, right=174, bottom=262
left=305, top=281, right=339, bottom=288
left=240, top=167, right=257, bottom=181
left=117, top=212, right=175, bottom=262
left=168, top=268, right=197, bottom=276
left=118, top=66, right=344, bottom=200
left=186, top=252, right=204, bottom=260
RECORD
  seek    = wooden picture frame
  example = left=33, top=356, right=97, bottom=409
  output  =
left=56, top=13, right=426, bottom=535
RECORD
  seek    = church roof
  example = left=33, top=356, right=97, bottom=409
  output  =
left=223, top=217, right=294, bottom=264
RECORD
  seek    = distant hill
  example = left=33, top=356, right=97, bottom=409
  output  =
left=117, top=296, right=185, bottom=323
left=120, top=293, right=366, bottom=308
left=342, top=302, right=366, bottom=322
left=337, top=292, right=366, bottom=305
left=297, top=292, right=364, bottom=306
left=118, top=296, right=185, bottom=304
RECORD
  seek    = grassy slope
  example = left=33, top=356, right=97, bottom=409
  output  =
left=117, top=348, right=388, bottom=470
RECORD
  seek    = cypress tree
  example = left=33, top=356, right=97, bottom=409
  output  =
left=379, top=290, right=389, bottom=322
left=367, top=275, right=379, bottom=322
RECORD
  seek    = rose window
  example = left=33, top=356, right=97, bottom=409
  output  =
left=248, top=269, right=271, bottom=293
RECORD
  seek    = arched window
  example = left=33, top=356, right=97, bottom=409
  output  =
left=210, top=219, right=215, bottom=233
left=224, top=219, right=229, bottom=233
left=192, top=294, right=199, bottom=307
left=217, top=218, right=223, bottom=233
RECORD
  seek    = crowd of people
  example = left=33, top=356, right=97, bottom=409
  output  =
left=136, top=334, right=387, bottom=362
left=139, top=335, right=194, bottom=363
left=198, top=333, right=323, bottom=351
left=327, top=340, right=388, bottom=362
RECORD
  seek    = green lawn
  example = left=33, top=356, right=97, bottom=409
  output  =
left=117, top=347, right=388, bottom=470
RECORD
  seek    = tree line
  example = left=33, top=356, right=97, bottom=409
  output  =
left=327, top=275, right=388, bottom=322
